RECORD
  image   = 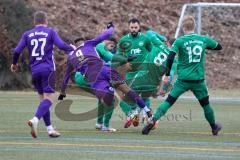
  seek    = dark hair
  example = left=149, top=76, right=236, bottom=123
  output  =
left=107, top=36, right=117, bottom=44
left=128, top=18, right=140, bottom=25
left=34, top=11, right=47, bottom=25
left=74, top=37, right=85, bottom=44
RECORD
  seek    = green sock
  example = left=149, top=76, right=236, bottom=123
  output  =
left=120, top=100, right=132, bottom=116
left=154, top=101, right=172, bottom=120
left=203, top=104, right=215, bottom=125
left=103, top=102, right=114, bottom=128
left=144, top=98, right=151, bottom=108
left=97, top=101, right=104, bottom=124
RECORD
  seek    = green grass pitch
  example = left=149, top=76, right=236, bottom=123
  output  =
left=0, top=91, right=239, bottom=160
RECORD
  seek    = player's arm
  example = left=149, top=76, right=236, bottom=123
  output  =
left=11, top=33, right=27, bottom=72
left=165, top=40, right=179, bottom=76
left=96, top=43, right=114, bottom=62
left=145, top=35, right=153, bottom=52
left=204, top=35, right=222, bottom=51
left=165, top=51, right=177, bottom=76
left=90, top=22, right=114, bottom=46
left=116, top=37, right=125, bottom=56
left=169, top=57, right=177, bottom=78
left=59, top=62, right=74, bottom=100
left=52, top=29, right=75, bottom=52
left=146, top=30, right=166, bottom=42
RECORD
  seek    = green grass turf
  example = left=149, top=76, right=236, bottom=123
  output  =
left=0, top=91, right=239, bottom=160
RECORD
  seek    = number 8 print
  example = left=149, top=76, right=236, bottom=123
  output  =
left=154, top=52, right=167, bottom=66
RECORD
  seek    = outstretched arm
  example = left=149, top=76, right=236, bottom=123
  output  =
left=96, top=43, right=114, bottom=62
left=90, top=26, right=114, bottom=46
left=60, top=62, right=74, bottom=97
left=52, top=29, right=74, bottom=52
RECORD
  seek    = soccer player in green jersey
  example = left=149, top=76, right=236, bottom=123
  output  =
left=118, top=18, right=152, bottom=127
left=122, top=31, right=176, bottom=128
left=96, top=37, right=117, bottom=63
left=95, top=37, right=117, bottom=131
left=142, top=16, right=222, bottom=136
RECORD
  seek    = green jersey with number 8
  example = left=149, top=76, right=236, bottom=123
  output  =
left=141, top=41, right=169, bottom=84
left=171, top=33, right=218, bottom=80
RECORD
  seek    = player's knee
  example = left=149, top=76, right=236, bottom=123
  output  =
left=102, top=93, right=114, bottom=107
left=165, top=95, right=177, bottom=106
left=199, top=96, right=209, bottom=107
left=43, top=93, right=55, bottom=103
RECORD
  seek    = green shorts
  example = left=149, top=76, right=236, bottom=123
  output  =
left=170, top=79, right=208, bottom=100
left=123, top=71, right=159, bottom=104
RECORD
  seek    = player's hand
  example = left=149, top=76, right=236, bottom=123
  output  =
left=58, top=94, right=66, bottom=100
left=107, top=22, right=114, bottom=29
left=10, top=64, right=18, bottom=72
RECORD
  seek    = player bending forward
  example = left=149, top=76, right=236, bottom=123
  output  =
left=59, top=23, right=152, bottom=123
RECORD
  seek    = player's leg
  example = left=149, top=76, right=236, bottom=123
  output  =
left=142, top=79, right=187, bottom=135
left=120, top=98, right=139, bottom=128
left=36, top=93, right=58, bottom=137
left=75, top=72, right=105, bottom=129
left=119, top=71, right=140, bottom=116
left=28, top=71, right=60, bottom=138
left=28, top=73, right=43, bottom=138
left=102, top=97, right=116, bottom=132
left=96, top=100, right=104, bottom=130
left=141, top=96, right=151, bottom=124
left=124, top=72, right=154, bottom=127
left=119, top=100, right=133, bottom=116
left=37, top=94, right=51, bottom=136
left=192, top=81, right=222, bottom=136
left=116, top=83, right=151, bottom=116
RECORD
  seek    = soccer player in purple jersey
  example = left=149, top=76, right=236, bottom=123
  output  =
left=59, top=23, right=152, bottom=119
left=11, top=11, right=74, bottom=138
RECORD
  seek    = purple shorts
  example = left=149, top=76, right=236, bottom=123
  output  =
left=90, top=66, right=124, bottom=106
left=32, top=71, right=56, bottom=94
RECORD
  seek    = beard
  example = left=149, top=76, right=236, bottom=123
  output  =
left=131, top=31, right=139, bottom=37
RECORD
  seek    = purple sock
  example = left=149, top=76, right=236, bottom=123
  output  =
left=126, top=90, right=145, bottom=108
left=35, top=99, right=52, bottom=120
left=43, top=110, right=51, bottom=126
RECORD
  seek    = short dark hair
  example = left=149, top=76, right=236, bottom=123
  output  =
left=74, top=37, right=85, bottom=44
left=107, top=37, right=117, bottom=45
left=34, top=11, right=47, bottom=25
left=128, top=18, right=140, bottom=25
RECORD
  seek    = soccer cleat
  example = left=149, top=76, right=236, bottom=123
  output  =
left=124, top=116, right=133, bottom=128
left=124, top=110, right=139, bottom=128
left=132, top=115, right=140, bottom=127
left=27, top=119, right=38, bottom=138
left=48, top=130, right=61, bottom=138
left=151, top=120, right=159, bottom=130
left=95, top=123, right=103, bottom=130
left=101, top=126, right=117, bottom=132
left=142, top=118, right=156, bottom=135
left=212, top=122, right=222, bottom=136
